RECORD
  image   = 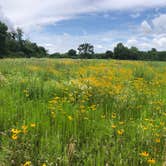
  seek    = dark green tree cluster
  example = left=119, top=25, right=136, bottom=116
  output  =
left=113, top=43, right=166, bottom=61
left=50, top=42, right=166, bottom=61
left=0, top=21, right=47, bottom=58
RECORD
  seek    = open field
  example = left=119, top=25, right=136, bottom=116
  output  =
left=0, top=59, right=166, bottom=166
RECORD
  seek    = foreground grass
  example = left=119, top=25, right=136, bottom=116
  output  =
left=0, top=58, right=166, bottom=166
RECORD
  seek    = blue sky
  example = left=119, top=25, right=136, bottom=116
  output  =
left=0, top=0, right=166, bottom=53
left=42, top=7, right=166, bottom=35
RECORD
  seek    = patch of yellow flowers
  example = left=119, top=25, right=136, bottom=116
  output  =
left=11, top=123, right=36, bottom=140
left=140, top=152, right=156, bottom=165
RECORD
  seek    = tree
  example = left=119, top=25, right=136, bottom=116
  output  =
left=158, top=51, right=166, bottom=61
left=105, top=50, right=113, bottom=59
left=78, top=43, right=94, bottom=58
left=38, top=46, right=47, bottom=57
left=6, top=31, right=20, bottom=53
left=129, top=47, right=140, bottom=60
left=16, top=28, right=23, bottom=50
left=0, top=21, right=8, bottom=57
left=114, top=43, right=129, bottom=60
left=68, top=49, right=77, bottom=58
left=22, top=40, right=47, bottom=58
left=148, top=48, right=158, bottom=60
left=49, top=52, right=61, bottom=58
left=0, top=21, right=48, bottom=58
left=16, top=28, right=23, bottom=42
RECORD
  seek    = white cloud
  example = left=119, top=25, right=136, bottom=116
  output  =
left=152, top=14, right=166, bottom=33
left=141, top=21, right=152, bottom=33
left=0, top=6, right=14, bottom=30
left=30, top=30, right=127, bottom=53
left=126, top=39, right=138, bottom=46
left=126, top=35, right=166, bottom=51
left=0, top=0, right=166, bottom=31
left=126, top=38, right=151, bottom=50
left=141, top=14, right=166, bottom=34
left=31, top=28, right=166, bottom=53
left=152, top=36, right=166, bottom=48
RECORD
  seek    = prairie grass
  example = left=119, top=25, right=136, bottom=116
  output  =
left=0, top=58, right=165, bottom=166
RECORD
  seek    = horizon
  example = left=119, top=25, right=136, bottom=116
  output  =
left=0, top=0, right=166, bottom=53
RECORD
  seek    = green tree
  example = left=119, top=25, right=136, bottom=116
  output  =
left=158, top=51, right=166, bottom=61
left=148, top=48, right=158, bottom=60
left=68, top=49, right=77, bottom=58
left=129, top=47, right=140, bottom=60
left=105, top=50, right=113, bottom=59
left=0, top=21, right=8, bottom=58
left=114, top=43, right=129, bottom=60
left=6, top=31, right=20, bottom=54
left=78, top=43, right=94, bottom=58
left=49, top=52, right=61, bottom=58
left=22, top=40, right=47, bottom=58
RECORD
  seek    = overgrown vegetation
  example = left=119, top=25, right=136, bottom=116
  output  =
left=0, top=21, right=166, bottom=61
left=0, top=59, right=166, bottom=165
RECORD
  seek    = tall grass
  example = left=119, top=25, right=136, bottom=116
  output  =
left=0, top=58, right=165, bottom=166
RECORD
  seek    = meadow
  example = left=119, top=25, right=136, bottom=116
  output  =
left=0, top=58, right=166, bottom=166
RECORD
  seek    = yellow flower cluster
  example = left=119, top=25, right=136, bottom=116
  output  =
left=11, top=123, right=36, bottom=140
left=140, top=152, right=156, bottom=164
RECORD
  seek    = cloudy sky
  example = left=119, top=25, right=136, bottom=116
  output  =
left=0, top=0, right=166, bottom=53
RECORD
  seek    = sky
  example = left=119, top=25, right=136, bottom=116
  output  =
left=0, top=0, right=166, bottom=53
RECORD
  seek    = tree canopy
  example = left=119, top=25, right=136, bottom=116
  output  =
left=0, top=21, right=47, bottom=58
left=78, top=43, right=94, bottom=58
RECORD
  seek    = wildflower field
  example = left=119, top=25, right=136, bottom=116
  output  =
left=0, top=58, right=166, bottom=166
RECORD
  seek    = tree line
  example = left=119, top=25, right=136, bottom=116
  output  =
left=51, top=43, right=166, bottom=61
left=0, top=21, right=166, bottom=61
left=0, top=21, right=47, bottom=58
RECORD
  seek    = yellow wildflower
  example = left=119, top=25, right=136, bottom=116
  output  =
left=30, top=123, right=36, bottom=128
left=147, top=158, right=156, bottom=164
left=23, top=161, right=31, bottom=166
left=119, top=121, right=125, bottom=125
left=22, top=125, right=28, bottom=134
left=117, top=129, right=124, bottom=135
left=90, top=104, right=96, bottom=111
left=112, top=113, right=116, bottom=119
left=11, top=128, right=21, bottom=134
left=112, top=125, right=116, bottom=129
left=155, top=138, right=160, bottom=143
left=12, top=134, right=18, bottom=140
left=68, top=116, right=73, bottom=121
left=143, top=126, right=148, bottom=130
left=140, top=151, right=149, bottom=157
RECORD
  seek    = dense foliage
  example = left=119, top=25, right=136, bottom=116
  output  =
left=0, top=22, right=47, bottom=58
left=0, top=21, right=166, bottom=61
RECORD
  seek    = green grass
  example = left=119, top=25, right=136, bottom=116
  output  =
left=0, top=58, right=166, bottom=166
